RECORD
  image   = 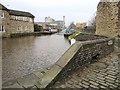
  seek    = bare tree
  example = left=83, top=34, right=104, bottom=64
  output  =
left=89, top=13, right=96, bottom=30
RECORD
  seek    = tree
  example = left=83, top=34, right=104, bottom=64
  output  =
left=89, top=13, right=96, bottom=30
left=34, top=24, right=43, bottom=32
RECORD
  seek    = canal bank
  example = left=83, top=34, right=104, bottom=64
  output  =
left=2, top=33, right=70, bottom=86
left=2, top=31, right=58, bottom=38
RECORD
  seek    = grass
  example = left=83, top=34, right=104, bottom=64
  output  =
left=68, top=30, right=81, bottom=40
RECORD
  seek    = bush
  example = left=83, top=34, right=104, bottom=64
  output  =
left=34, top=24, right=43, bottom=32
left=69, top=30, right=81, bottom=40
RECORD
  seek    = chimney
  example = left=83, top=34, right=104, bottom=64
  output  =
left=63, top=16, right=65, bottom=28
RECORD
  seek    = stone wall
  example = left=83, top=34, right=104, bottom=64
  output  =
left=118, top=2, right=120, bottom=36
left=9, top=19, right=34, bottom=34
left=1, top=10, right=34, bottom=37
left=75, top=33, right=107, bottom=41
left=35, top=34, right=115, bottom=89
left=96, top=2, right=120, bottom=37
left=1, top=10, right=10, bottom=37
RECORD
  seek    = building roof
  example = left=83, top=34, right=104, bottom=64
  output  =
left=36, top=21, right=59, bottom=24
left=9, top=9, right=35, bottom=18
left=0, top=3, right=9, bottom=11
left=55, top=20, right=64, bottom=22
left=0, top=3, right=34, bottom=18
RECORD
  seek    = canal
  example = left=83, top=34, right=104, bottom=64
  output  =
left=2, top=32, right=70, bottom=83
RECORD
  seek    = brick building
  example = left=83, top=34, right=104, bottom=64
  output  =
left=0, top=3, right=35, bottom=37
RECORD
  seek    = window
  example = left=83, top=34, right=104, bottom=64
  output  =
left=25, top=26, right=28, bottom=31
left=15, top=16, right=18, bottom=20
left=23, top=17, right=25, bottom=21
left=26, top=17, right=29, bottom=21
left=17, top=26, right=22, bottom=32
left=23, top=17, right=27, bottom=21
left=17, top=26, right=20, bottom=31
left=17, top=16, right=19, bottom=20
left=0, top=11, right=4, bottom=18
left=29, top=18, right=33, bottom=22
left=11, top=15, right=16, bottom=20
left=0, top=26, right=5, bottom=32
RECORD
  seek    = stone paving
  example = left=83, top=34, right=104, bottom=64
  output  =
left=2, top=68, right=50, bottom=89
left=52, top=47, right=120, bottom=89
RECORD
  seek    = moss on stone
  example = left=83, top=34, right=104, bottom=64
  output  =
left=68, top=30, right=81, bottom=40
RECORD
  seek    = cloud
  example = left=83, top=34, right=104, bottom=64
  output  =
left=1, top=0, right=100, bottom=25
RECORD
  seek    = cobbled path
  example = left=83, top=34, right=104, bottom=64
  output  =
left=52, top=47, right=120, bottom=90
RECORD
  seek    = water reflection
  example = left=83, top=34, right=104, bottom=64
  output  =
left=2, top=34, right=70, bottom=83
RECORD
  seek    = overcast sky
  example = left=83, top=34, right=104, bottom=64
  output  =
left=1, top=0, right=100, bottom=26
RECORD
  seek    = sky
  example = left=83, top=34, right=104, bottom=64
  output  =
left=1, top=0, right=100, bottom=26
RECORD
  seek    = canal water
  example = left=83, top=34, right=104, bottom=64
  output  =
left=2, top=32, right=70, bottom=83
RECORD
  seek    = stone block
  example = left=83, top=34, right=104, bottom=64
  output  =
left=97, top=76, right=105, bottom=80
left=99, top=85, right=107, bottom=89
left=31, top=86, right=38, bottom=90
left=80, top=83, right=89, bottom=88
left=105, top=76, right=115, bottom=81
left=33, top=71, right=43, bottom=80
left=98, top=82, right=108, bottom=87
left=82, top=81, right=90, bottom=86
left=89, top=81, right=99, bottom=86
left=3, top=79, right=17, bottom=88
left=3, top=82, right=23, bottom=88
left=35, top=64, right=62, bottom=88
left=17, top=74, right=40, bottom=88
left=90, top=84, right=99, bottom=89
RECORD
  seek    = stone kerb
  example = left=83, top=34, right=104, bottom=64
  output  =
left=35, top=34, right=115, bottom=89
